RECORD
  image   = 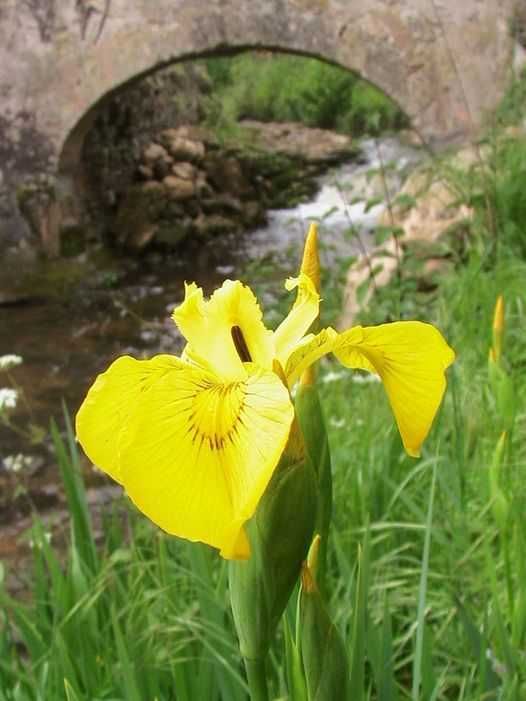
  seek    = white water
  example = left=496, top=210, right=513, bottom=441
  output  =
left=242, top=136, right=425, bottom=266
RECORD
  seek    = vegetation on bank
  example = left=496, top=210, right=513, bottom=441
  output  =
left=1, top=62, right=526, bottom=700
left=203, top=52, right=408, bottom=137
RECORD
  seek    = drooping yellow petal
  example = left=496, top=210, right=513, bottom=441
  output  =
left=118, top=362, right=294, bottom=558
left=172, top=280, right=274, bottom=380
left=274, top=274, right=321, bottom=368
left=75, top=355, right=181, bottom=483
left=284, top=327, right=338, bottom=387
left=333, top=322, right=455, bottom=457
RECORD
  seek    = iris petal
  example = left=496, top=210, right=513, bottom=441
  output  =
left=333, top=322, right=455, bottom=456
left=274, top=274, right=320, bottom=367
left=173, top=280, right=274, bottom=380
left=118, top=362, right=294, bottom=558
left=75, top=355, right=182, bottom=483
left=284, top=327, right=338, bottom=386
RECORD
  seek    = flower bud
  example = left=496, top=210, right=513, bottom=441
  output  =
left=300, top=222, right=321, bottom=295
left=229, top=427, right=317, bottom=661
left=488, top=355, right=516, bottom=432
left=489, top=431, right=510, bottom=532
left=300, top=222, right=321, bottom=386
left=299, top=536, right=350, bottom=701
left=295, top=382, right=332, bottom=582
left=492, top=295, right=504, bottom=364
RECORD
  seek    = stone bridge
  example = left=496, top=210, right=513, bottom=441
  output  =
left=0, top=0, right=519, bottom=254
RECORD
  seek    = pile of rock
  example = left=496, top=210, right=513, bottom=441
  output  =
left=114, top=125, right=268, bottom=250
left=113, top=122, right=356, bottom=251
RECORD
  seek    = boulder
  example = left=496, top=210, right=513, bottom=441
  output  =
left=171, top=161, right=197, bottom=180
left=379, top=172, right=472, bottom=244
left=142, top=143, right=171, bottom=165
left=193, top=214, right=237, bottom=238
left=160, top=129, right=206, bottom=162
left=204, top=155, right=250, bottom=194
left=137, top=164, right=154, bottom=180
left=162, top=175, right=196, bottom=201
left=114, top=182, right=166, bottom=250
left=340, top=167, right=472, bottom=326
left=239, top=120, right=355, bottom=163
left=201, top=194, right=243, bottom=215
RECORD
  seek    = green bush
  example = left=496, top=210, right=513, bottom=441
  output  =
left=203, top=52, right=408, bottom=136
left=494, top=138, right=526, bottom=256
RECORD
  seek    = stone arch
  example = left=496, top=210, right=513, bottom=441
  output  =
left=0, top=0, right=516, bottom=253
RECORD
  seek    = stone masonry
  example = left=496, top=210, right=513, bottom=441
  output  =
left=0, top=0, right=519, bottom=255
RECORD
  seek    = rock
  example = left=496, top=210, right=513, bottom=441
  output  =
left=239, top=120, right=356, bottom=163
left=160, top=129, right=206, bottom=162
left=398, top=129, right=424, bottom=148
left=126, top=224, right=158, bottom=251
left=171, top=162, right=197, bottom=180
left=114, top=182, right=166, bottom=250
left=242, top=200, right=265, bottom=226
left=379, top=171, right=472, bottom=244
left=204, top=155, right=249, bottom=194
left=169, top=125, right=213, bottom=144
left=155, top=221, right=190, bottom=247
left=193, top=214, right=237, bottom=238
left=201, top=194, right=243, bottom=215
left=141, top=143, right=173, bottom=179
left=137, top=164, right=154, bottom=180
left=340, top=166, right=472, bottom=326
left=16, top=180, right=62, bottom=258
left=195, top=172, right=214, bottom=197
left=142, top=180, right=165, bottom=194
left=339, top=240, right=399, bottom=329
left=162, top=175, right=196, bottom=201
left=142, top=143, right=171, bottom=164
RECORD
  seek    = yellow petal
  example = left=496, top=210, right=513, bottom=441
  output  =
left=284, top=327, right=338, bottom=387
left=75, top=355, right=181, bottom=483
left=274, top=274, right=321, bottom=367
left=333, top=322, right=455, bottom=457
left=300, top=222, right=321, bottom=294
left=118, top=362, right=294, bottom=558
left=172, top=280, right=274, bottom=380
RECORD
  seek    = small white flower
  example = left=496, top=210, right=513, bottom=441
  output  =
left=330, top=417, right=346, bottom=429
left=0, top=387, right=18, bottom=411
left=3, top=453, right=32, bottom=473
left=0, top=354, right=23, bottom=371
left=29, top=532, right=52, bottom=549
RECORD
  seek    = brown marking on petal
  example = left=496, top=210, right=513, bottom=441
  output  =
left=231, top=325, right=252, bottom=363
left=185, top=381, right=247, bottom=453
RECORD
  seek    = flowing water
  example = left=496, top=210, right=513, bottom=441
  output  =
left=0, top=134, right=424, bottom=559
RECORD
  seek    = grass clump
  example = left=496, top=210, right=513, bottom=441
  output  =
left=3, top=58, right=526, bottom=701
left=203, top=52, right=408, bottom=137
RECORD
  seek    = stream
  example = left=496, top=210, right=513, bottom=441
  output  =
left=0, top=134, right=424, bottom=577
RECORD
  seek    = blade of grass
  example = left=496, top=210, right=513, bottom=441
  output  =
left=411, top=463, right=436, bottom=701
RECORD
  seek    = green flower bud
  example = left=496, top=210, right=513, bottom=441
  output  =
left=488, top=354, right=516, bottom=432
left=229, top=430, right=317, bottom=661
left=489, top=432, right=510, bottom=532
left=299, top=537, right=350, bottom=701
left=295, top=382, right=333, bottom=580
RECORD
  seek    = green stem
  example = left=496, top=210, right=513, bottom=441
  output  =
left=244, top=657, right=269, bottom=701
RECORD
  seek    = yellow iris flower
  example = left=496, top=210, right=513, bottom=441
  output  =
left=76, top=273, right=454, bottom=560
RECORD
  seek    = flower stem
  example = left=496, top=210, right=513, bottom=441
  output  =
left=244, top=657, right=269, bottom=701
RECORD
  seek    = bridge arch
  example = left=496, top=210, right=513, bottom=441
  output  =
left=0, top=0, right=516, bottom=251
